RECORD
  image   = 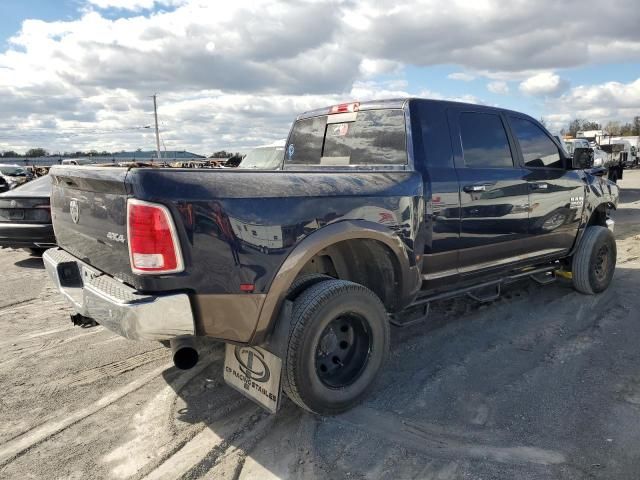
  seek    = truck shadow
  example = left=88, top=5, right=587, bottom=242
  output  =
left=159, top=260, right=640, bottom=478
left=13, top=256, right=44, bottom=269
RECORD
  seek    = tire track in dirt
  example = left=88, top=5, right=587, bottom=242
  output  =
left=332, top=407, right=565, bottom=466
left=0, top=362, right=172, bottom=467
left=0, top=327, right=104, bottom=368
left=99, top=349, right=231, bottom=479
left=34, top=348, right=170, bottom=396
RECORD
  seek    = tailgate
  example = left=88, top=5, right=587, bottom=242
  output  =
left=50, top=166, right=133, bottom=282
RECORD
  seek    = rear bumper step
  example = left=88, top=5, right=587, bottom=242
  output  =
left=43, top=248, right=195, bottom=341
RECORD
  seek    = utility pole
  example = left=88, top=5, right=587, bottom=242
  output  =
left=152, top=94, right=161, bottom=162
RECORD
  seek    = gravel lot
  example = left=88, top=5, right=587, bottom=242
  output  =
left=1, top=171, right=640, bottom=480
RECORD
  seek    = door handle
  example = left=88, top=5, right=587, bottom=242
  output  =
left=530, top=182, right=549, bottom=190
left=463, top=184, right=491, bottom=193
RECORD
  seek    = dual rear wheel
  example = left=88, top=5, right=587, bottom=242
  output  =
left=282, top=277, right=390, bottom=415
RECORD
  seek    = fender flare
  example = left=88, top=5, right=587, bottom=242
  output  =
left=569, top=198, right=617, bottom=258
left=249, top=219, right=420, bottom=344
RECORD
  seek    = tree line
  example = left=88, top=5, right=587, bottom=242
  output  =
left=2, top=149, right=243, bottom=158
left=559, top=116, right=640, bottom=138
left=1, top=148, right=119, bottom=158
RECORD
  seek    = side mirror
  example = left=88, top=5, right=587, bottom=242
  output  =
left=572, top=147, right=593, bottom=169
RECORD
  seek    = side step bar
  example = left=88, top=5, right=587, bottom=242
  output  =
left=390, top=264, right=560, bottom=327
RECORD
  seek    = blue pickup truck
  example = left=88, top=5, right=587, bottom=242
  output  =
left=43, top=98, right=619, bottom=415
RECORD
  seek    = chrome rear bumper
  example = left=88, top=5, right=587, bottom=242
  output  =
left=43, top=248, right=195, bottom=341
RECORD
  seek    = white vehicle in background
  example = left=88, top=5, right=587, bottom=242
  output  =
left=0, top=164, right=33, bottom=189
left=562, top=138, right=590, bottom=156
left=238, top=140, right=286, bottom=170
left=61, top=157, right=98, bottom=166
left=574, top=130, right=627, bottom=182
left=577, top=130, right=609, bottom=146
left=576, top=130, right=638, bottom=168
left=599, top=138, right=635, bottom=170
left=562, top=138, right=606, bottom=167
left=610, top=136, right=638, bottom=168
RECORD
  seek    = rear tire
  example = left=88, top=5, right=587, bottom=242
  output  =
left=27, top=248, right=46, bottom=256
left=286, top=273, right=333, bottom=301
left=572, top=226, right=616, bottom=294
left=282, top=279, right=390, bottom=415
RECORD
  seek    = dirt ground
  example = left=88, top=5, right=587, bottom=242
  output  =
left=1, top=171, right=640, bottom=480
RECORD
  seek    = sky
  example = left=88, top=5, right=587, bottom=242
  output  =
left=0, top=0, right=639, bottom=155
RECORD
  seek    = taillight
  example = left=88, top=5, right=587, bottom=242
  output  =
left=329, top=102, right=360, bottom=114
left=127, top=199, right=184, bottom=274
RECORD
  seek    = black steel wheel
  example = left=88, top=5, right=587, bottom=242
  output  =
left=282, top=279, right=389, bottom=415
left=315, top=313, right=371, bottom=388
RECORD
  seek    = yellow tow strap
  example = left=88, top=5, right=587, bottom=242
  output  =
left=556, top=270, right=573, bottom=280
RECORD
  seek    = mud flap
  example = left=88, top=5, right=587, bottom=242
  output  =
left=223, top=344, right=283, bottom=414
left=223, top=299, right=293, bottom=414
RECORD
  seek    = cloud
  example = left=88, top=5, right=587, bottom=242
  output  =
left=343, top=0, right=640, bottom=73
left=1, top=0, right=639, bottom=153
left=359, top=58, right=402, bottom=77
left=519, top=72, right=569, bottom=96
left=448, top=72, right=475, bottom=82
left=544, top=77, right=640, bottom=132
left=487, top=81, right=509, bottom=95
left=85, top=0, right=185, bottom=11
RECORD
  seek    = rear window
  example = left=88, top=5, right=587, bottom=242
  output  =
left=3, top=175, right=51, bottom=196
left=285, top=109, right=407, bottom=166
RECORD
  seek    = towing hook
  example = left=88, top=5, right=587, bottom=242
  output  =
left=170, top=336, right=199, bottom=370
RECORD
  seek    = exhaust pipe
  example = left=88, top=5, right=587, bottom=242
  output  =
left=170, top=336, right=199, bottom=370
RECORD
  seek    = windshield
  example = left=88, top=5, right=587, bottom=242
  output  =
left=285, top=109, right=407, bottom=166
left=0, top=166, right=28, bottom=176
left=239, top=146, right=284, bottom=169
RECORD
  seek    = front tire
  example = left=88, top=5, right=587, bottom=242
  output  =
left=282, top=279, right=390, bottom=415
left=572, top=226, right=616, bottom=294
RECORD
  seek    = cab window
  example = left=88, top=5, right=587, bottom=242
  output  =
left=459, top=112, right=514, bottom=168
left=510, top=117, right=563, bottom=168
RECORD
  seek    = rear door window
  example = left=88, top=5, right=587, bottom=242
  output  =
left=459, top=112, right=514, bottom=168
left=286, top=109, right=407, bottom=166
left=509, top=116, right=563, bottom=168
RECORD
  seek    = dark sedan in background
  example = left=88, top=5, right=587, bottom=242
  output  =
left=0, top=175, right=55, bottom=255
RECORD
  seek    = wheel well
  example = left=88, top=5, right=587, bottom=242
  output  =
left=587, top=204, right=613, bottom=227
left=296, top=239, right=403, bottom=312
